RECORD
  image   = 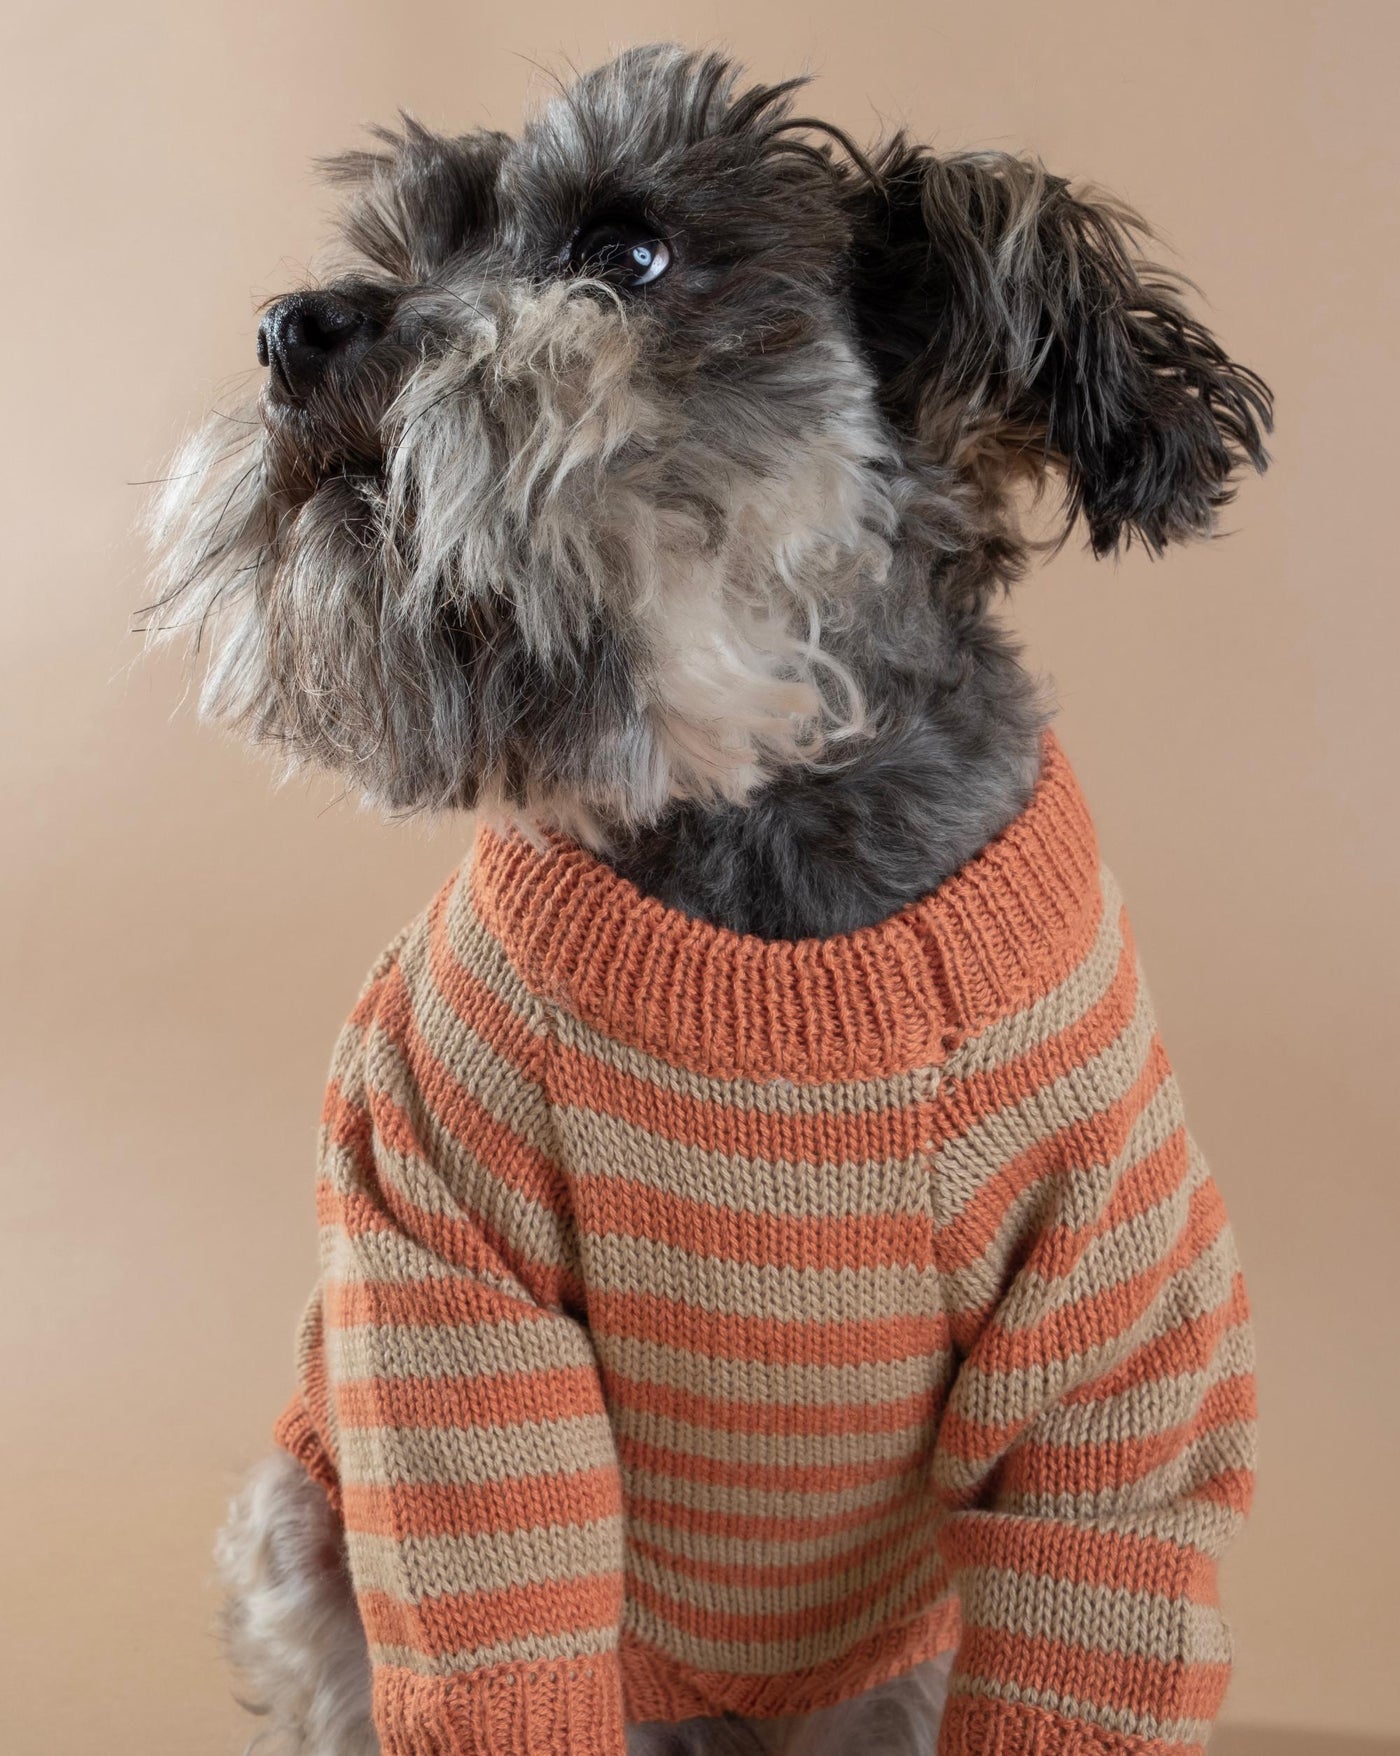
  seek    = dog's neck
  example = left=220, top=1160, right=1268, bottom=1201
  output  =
left=597, top=607, right=1047, bottom=940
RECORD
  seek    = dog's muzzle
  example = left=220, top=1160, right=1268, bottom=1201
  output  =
left=257, top=292, right=376, bottom=403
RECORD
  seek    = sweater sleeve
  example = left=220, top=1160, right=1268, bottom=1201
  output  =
left=928, top=893, right=1256, bottom=1756
left=280, top=882, right=627, bottom=1756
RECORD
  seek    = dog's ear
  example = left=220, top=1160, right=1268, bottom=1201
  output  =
left=844, top=142, right=1273, bottom=556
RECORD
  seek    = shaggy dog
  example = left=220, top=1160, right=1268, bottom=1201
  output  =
left=144, top=43, right=1270, bottom=1754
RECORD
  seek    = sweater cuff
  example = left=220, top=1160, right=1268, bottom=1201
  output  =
left=373, top=1655, right=627, bottom=1756
left=939, top=1695, right=1183, bottom=1755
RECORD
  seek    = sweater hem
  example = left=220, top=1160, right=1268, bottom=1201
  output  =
left=620, top=1598, right=961, bottom=1724
left=938, top=1694, right=1197, bottom=1756
left=373, top=1653, right=627, bottom=1755
left=272, top=1393, right=342, bottom=1518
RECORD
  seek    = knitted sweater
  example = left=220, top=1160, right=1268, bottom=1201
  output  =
left=274, top=730, right=1256, bottom=1756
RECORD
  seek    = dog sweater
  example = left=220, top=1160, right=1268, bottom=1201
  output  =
left=273, top=729, right=1256, bottom=1756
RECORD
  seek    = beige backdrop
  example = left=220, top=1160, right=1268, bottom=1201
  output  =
left=4, top=2, right=1397, bottom=1752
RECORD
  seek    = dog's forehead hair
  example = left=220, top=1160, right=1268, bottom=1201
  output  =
left=333, top=44, right=850, bottom=285
left=508, top=44, right=795, bottom=197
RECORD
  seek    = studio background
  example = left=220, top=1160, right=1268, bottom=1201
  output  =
left=4, top=2, right=1396, bottom=1752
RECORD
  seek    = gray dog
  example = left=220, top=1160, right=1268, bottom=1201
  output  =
left=145, top=43, right=1270, bottom=1756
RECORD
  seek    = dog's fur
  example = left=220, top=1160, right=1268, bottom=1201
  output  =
left=143, top=43, right=1270, bottom=1752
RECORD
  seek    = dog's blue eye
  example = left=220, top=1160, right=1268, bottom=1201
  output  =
left=569, top=215, right=672, bottom=288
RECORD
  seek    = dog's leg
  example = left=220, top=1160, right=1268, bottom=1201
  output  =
left=214, top=1450, right=378, bottom=1755
left=776, top=1655, right=950, bottom=1756
left=625, top=1653, right=951, bottom=1756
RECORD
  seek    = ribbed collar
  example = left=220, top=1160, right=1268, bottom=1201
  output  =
left=469, top=730, right=1101, bottom=1085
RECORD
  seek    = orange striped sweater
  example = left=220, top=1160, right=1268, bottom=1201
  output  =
left=274, top=730, right=1256, bottom=1756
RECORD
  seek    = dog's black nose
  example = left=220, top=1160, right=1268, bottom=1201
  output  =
left=257, top=292, right=368, bottom=400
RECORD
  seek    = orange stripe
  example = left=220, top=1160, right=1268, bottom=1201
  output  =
left=574, top=1173, right=933, bottom=1271
left=625, top=1482, right=928, bottom=1546
left=349, top=1082, right=579, bottom=1308
left=326, top=1275, right=558, bottom=1331
left=971, top=1176, right=1232, bottom=1377
left=626, top=1507, right=945, bottom=1592
left=616, top=1431, right=922, bottom=1496
left=941, top=1510, right=1221, bottom=1602
left=357, top=1572, right=623, bottom=1656
left=602, top=1365, right=947, bottom=1440
left=322, top=1075, right=372, bottom=1146
left=999, top=1374, right=1257, bottom=1497
left=627, top=1542, right=942, bottom=1645
left=341, top=1468, right=621, bottom=1540
left=936, top=1033, right=1176, bottom=1277
left=589, top=1287, right=944, bottom=1368
left=1064, top=1273, right=1251, bottom=1404
left=336, top=1364, right=606, bottom=1431
left=348, top=966, right=397, bottom=1030
left=935, top=909, right=1138, bottom=1139
left=550, top=1031, right=939, bottom=1167
left=1191, top=1467, right=1255, bottom=1517
left=1029, top=1125, right=1190, bottom=1284
left=955, top=1623, right=1230, bottom=1721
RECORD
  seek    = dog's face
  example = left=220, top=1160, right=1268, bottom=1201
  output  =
left=146, top=44, right=1270, bottom=833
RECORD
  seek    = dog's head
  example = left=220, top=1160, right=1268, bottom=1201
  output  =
left=144, top=44, right=1270, bottom=834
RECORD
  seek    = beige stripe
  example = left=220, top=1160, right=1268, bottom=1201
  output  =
left=560, top=1105, right=936, bottom=1217
left=942, top=867, right=1125, bottom=1080
left=936, top=1076, right=1190, bottom=1319
left=581, top=1232, right=941, bottom=1324
left=326, top=1220, right=569, bottom=1323
left=322, top=1221, right=578, bottom=1315
left=937, top=1227, right=1249, bottom=1484
left=337, top=1412, right=619, bottom=1490
left=439, top=878, right=557, bottom=1053
left=359, top=1020, right=574, bottom=1275
left=348, top=1523, right=622, bottom=1603
left=610, top=1402, right=935, bottom=1470
left=319, top=1227, right=458, bottom=1283
left=624, top=1548, right=950, bottom=1672
left=1063, top=1495, right=1245, bottom=1559
left=1029, top=1318, right=1255, bottom=1451
left=992, top=1420, right=1257, bottom=1529
left=619, top=1460, right=926, bottom=1523
left=626, top=1494, right=947, bottom=1569
left=597, top=1333, right=950, bottom=1411
left=961, top=1567, right=1233, bottom=1665
left=376, top=950, right=557, bottom=1162
left=947, top=1673, right=1215, bottom=1748
left=931, top=972, right=1161, bottom=1228
left=328, top=1310, right=602, bottom=1384
left=995, top=1142, right=1201, bottom=1331
left=369, top=1624, right=617, bottom=1678
left=627, top=1523, right=945, bottom=1618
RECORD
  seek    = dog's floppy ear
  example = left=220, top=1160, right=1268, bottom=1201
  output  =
left=845, top=142, right=1273, bottom=556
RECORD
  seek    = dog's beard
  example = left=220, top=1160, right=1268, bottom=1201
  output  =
left=145, top=276, right=899, bottom=833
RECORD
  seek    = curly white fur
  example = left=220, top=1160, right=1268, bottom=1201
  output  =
left=215, top=1452, right=377, bottom=1755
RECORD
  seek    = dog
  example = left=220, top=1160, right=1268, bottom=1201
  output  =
left=144, top=43, right=1270, bottom=1756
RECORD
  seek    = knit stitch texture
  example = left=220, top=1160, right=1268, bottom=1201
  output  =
left=274, top=730, right=1256, bottom=1756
